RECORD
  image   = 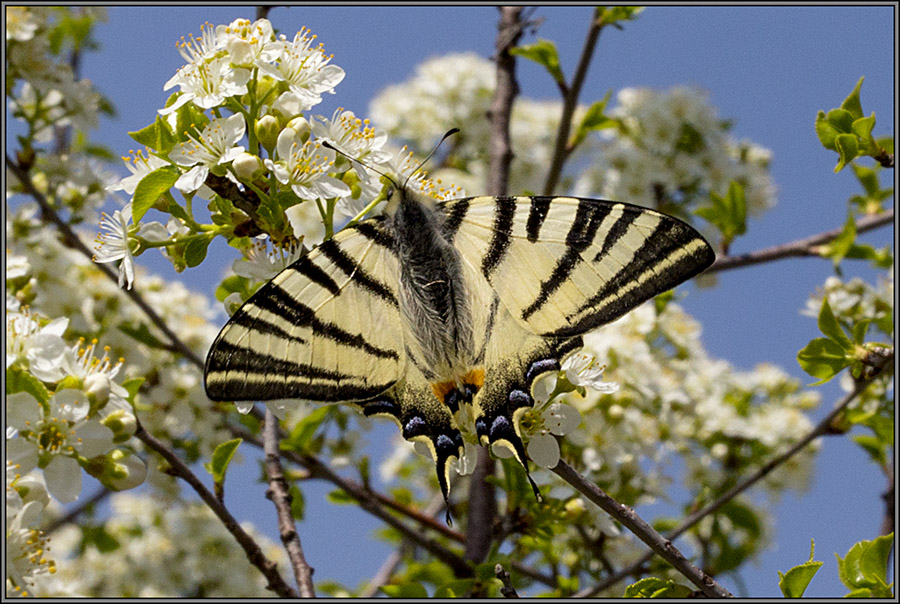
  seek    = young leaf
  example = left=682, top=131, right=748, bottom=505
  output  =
left=833, top=133, right=859, bottom=172
left=840, top=76, right=865, bottom=120
left=6, top=365, right=51, bottom=404
left=797, top=337, right=849, bottom=384
left=777, top=540, right=823, bottom=598
left=623, top=577, right=693, bottom=598
left=836, top=533, right=895, bottom=597
left=132, top=166, right=180, bottom=222
left=184, top=235, right=212, bottom=268
left=817, top=298, right=852, bottom=350
left=205, top=438, right=242, bottom=484
left=510, top=39, right=565, bottom=86
left=815, top=110, right=839, bottom=150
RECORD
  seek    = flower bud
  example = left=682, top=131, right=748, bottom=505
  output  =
left=101, top=409, right=137, bottom=443
left=285, top=117, right=310, bottom=142
left=94, top=449, right=147, bottom=491
left=232, top=152, right=264, bottom=182
left=84, top=373, right=111, bottom=408
left=255, top=115, right=280, bottom=155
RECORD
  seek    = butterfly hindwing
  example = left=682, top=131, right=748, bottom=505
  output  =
left=204, top=218, right=406, bottom=403
left=444, top=196, right=715, bottom=338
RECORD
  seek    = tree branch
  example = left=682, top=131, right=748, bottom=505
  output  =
left=6, top=154, right=206, bottom=369
left=577, top=356, right=893, bottom=597
left=551, top=460, right=733, bottom=598
left=706, top=209, right=894, bottom=275
left=134, top=421, right=298, bottom=597
left=542, top=10, right=604, bottom=195
left=44, top=487, right=111, bottom=534
left=263, top=408, right=316, bottom=597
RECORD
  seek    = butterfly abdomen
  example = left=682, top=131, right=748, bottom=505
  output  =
left=388, top=188, right=478, bottom=383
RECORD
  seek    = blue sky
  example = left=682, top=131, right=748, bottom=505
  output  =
left=17, top=5, right=895, bottom=597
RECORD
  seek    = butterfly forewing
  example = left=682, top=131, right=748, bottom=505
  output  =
left=444, top=196, right=715, bottom=338
left=204, top=218, right=406, bottom=402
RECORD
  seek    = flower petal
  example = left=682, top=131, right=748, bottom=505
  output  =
left=544, top=403, right=581, bottom=436
left=527, top=433, right=560, bottom=468
left=44, top=455, right=83, bottom=503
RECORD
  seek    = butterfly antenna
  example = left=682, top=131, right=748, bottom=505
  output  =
left=403, top=128, right=460, bottom=190
left=322, top=140, right=397, bottom=188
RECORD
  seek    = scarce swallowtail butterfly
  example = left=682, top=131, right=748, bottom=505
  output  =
left=204, top=167, right=715, bottom=521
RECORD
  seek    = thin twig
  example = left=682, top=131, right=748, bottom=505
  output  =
left=134, top=422, right=297, bottom=597
left=542, top=9, right=605, bottom=195
left=263, top=408, right=316, bottom=597
left=44, top=487, right=111, bottom=534
left=495, top=563, right=519, bottom=598
left=6, top=155, right=206, bottom=369
left=551, top=460, right=733, bottom=598
left=577, top=358, right=893, bottom=597
left=706, top=209, right=894, bottom=275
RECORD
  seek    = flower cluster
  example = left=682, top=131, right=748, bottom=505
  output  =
left=98, top=17, right=436, bottom=293
left=369, top=53, right=582, bottom=195
left=26, top=493, right=285, bottom=597
left=6, top=7, right=110, bottom=223
left=575, top=87, right=776, bottom=222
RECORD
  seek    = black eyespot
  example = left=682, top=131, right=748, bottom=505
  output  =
left=490, top=415, right=513, bottom=439
left=435, top=434, right=456, bottom=455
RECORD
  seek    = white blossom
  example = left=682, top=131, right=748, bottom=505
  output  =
left=93, top=203, right=136, bottom=290
left=160, top=56, right=250, bottom=115
left=257, top=27, right=345, bottom=111
left=266, top=127, right=349, bottom=201
left=168, top=113, right=246, bottom=193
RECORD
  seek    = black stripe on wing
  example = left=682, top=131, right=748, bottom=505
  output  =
left=246, top=283, right=399, bottom=360
left=318, top=237, right=398, bottom=306
left=561, top=217, right=714, bottom=335
left=205, top=341, right=395, bottom=401
left=481, top=198, right=516, bottom=278
left=521, top=199, right=615, bottom=321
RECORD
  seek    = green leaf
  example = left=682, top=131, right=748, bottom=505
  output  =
left=380, top=583, right=429, bottom=598
left=820, top=213, right=856, bottom=267
left=777, top=541, right=822, bottom=598
left=204, top=438, right=242, bottom=483
left=826, top=108, right=854, bottom=134
left=326, top=489, right=355, bottom=505
left=695, top=181, right=747, bottom=244
left=597, top=5, right=644, bottom=26
left=623, top=577, right=693, bottom=598
left=778, top=562, right=823, bottom=598
left=128, top=115, right=175, bottom=155
left=817, top=298, right=853, bottom=350
left=836, top=533, right=895, bottom=596
left=851, top=113, right=876, bottom=141
left=797, top=337, right=849, bottom=384
left=6, top=365, right=51, bottom=404
left=815, top=110, right=839, bottom=150
left=283, top=406, right=330, bottom=452
left=851, top=435, right=887, bottom=466
left=834, top=133, right=859, bottom=172
left=851, top=163, right=881, bottom=196
left=184, top=236, right=212, bottom=268
left=840, top=76, right=865, bottom=120
left=289, top=485, right=305, bottom=521
left=571, top=92, right=615, bottom=149
left=132, top=166, right=180, bottom=222
left=120, top=377, right=144, bottom=405
left=117, top=321, right=171, bottom=351
left=510, top=39, right=565, bottom=85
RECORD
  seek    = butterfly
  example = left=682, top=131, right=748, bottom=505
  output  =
left=204, top=182, right=715, bottom=521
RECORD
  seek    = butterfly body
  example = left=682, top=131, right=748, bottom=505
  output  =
left=204, top=190, right=715, bottom=512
